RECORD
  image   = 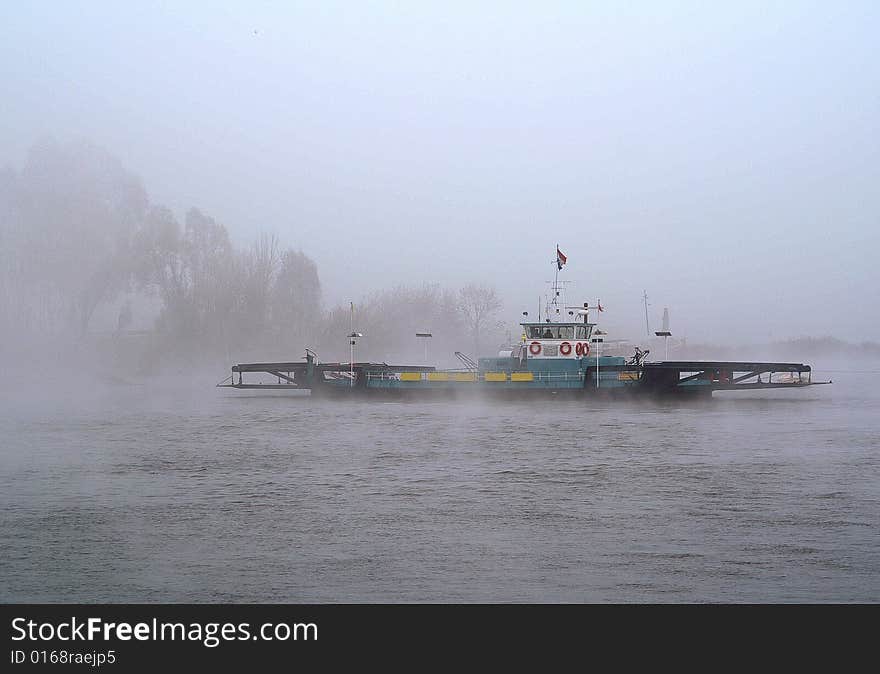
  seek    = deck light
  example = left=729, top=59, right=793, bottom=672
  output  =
left=416, top=332, right=432, bottom=364
left=655, top=331, right=672, bottom=360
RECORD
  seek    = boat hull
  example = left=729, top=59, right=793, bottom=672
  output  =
left=218, top=356, right=825, bottom=398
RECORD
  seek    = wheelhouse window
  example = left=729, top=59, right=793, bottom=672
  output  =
left=527, top=325, right=583, bottom=339
left=528, top=326, right=545, bottom=339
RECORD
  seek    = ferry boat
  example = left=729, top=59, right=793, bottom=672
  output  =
left=218, top=249, right=828, bottom=398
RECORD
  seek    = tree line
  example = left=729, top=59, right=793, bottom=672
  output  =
left=0, top=139, right=504, bottom=371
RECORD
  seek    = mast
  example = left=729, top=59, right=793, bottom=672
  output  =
left=553, top=242, right=560, bottom=312
left=643, top=290, right=650, bottom=337
left=546, top=244, right=569, bottom=322
left=348, top=303, right=364, bottom=387
left=350, top=301, right=354, bottom=386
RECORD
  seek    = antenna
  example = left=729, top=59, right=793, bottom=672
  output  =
left=643, top=291, right=650, bottom=337
left=545, top=280, right=572, bottom=320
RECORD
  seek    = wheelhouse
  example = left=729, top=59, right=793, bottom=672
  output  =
left=521, top=321, right=594, bottom=359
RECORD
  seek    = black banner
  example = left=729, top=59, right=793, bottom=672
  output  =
left=1, top=604, right=871, bottom=669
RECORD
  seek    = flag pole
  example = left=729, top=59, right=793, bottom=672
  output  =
left=554, top=243, right=559, bottom=316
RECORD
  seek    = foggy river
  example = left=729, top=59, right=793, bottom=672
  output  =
left=4, top=0, right=880, bottom=609
left=1, top=370, right=877, bottom=603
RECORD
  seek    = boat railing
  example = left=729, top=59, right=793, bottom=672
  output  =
left=364, top=370, right=627, bottom=383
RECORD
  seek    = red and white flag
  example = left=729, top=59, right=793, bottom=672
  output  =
left=556, top=246, right=567, bottom=270
left=597, top=300, right=604, bottom=312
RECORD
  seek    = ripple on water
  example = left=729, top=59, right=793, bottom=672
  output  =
left=2, top=375, right=879, bottom=602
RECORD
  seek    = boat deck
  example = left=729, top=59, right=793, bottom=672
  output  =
left=218, top=358, right=827, bottom=396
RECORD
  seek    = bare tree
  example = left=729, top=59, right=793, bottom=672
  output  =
left=0, top=139, right=148, bottom=336
left=269, top=248, right=321, bottom=346
left=239, top=231, right=281, bottom=338
left=132, top=205, right=240, bottom=354
left=458, top=283, right=502, bottom=358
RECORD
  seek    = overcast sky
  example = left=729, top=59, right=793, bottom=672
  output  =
left=2, top=1, right=878, bottom=342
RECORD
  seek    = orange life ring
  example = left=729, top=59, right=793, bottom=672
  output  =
left=560, top=341, right=572, bottom=356
left=576, top=342, right=590, bottom=357
left=529, top=341, right=542, bottom=355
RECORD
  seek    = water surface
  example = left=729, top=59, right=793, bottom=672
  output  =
left=1, top=369, right=877, bottom=602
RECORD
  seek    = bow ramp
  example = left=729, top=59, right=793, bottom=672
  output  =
left=638, top=361, right=826, bottom=393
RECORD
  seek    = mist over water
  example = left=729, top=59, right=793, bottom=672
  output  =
left=2, top=368, right=877, bottom=602
left=2, top=2, right=879, bottom=604
left=3, top=2, right=880, bottom=343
